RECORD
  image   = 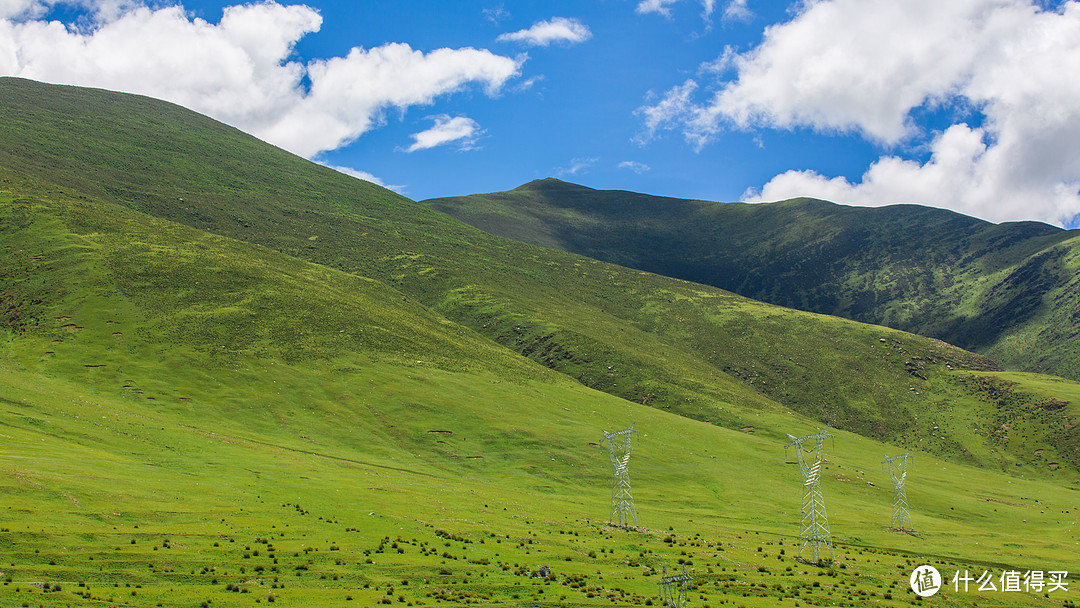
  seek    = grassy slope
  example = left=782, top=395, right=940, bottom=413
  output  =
left=1, top=171, right=1079, bottom=607
left=7, top=77, right=1076, bottom=481
left=422, top=178, right=1080, bottom=380
left=981, top=233, right=1080, bottom=379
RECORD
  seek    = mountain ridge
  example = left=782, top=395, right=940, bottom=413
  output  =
left=423, top=178, right=1080, bottom=380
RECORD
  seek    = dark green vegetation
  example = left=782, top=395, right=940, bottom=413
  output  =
left=1, top=78, right=1079, bottom=606
left=423, top=179, right=1080, bottom=382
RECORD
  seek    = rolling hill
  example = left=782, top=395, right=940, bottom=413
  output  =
left=1, top=77, right=1079, bottom=606
left=1, top=77, right=1055, bottom=466
left=3, top=76, right=1079, bottom=475
left=423, top=178, right=1080, bottom=382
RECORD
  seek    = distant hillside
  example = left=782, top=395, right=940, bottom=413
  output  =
left=423, top=178, right=1080, bottom=380
left=3, top=77, right=1077, bottom=478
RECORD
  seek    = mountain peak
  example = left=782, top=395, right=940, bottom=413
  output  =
left=513, top=178, right=595, bottom=193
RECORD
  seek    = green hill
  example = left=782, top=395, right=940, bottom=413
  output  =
left=422, top=178, right=1080, bottom=381
left=4, top=151, right=1079, bottom=608
left=2, top=76, right=1078, bottom=475
left=1, top=77, right=1079, bottom=606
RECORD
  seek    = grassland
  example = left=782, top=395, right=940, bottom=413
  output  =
left=422, top=179, right=1080, bottom=382
left=0, top=78, right=1078, bottom=607
left=2, top=356, right=1079, bottom=608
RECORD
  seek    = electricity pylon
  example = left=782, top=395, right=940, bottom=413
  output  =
left=658, top=564, right=693, bottom=608
left=883, top=451, right=914, bottom=532
left=601, top=423, right=640, bottom=527
left=785, top=426, right=835, bottom=565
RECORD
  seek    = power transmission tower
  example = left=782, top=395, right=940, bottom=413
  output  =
left=785, top=426, right=835, bottom=565
left=883, top=451, right=914, bottom=533
left=658, top=564, right=693, bottom=608
left=601, top=423, right=640, bottom=528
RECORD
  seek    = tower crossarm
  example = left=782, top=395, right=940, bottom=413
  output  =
left=785, top=426, right=834, bottom=476
left=601, top=424, right=639, bottom=445
left=882, top=451, right=910, bottom=486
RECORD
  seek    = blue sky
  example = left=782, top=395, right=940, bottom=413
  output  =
left=3, top=0, right=1080, bottom=227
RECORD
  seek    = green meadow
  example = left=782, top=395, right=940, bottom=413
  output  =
left=1, top=78, right=1078, bottom=607
left=2, top=355, right=1079, bottom=607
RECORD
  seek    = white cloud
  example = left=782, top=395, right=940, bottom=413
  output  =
left=497, top=16, right=591, bottom=46
left=640, top=0, right=1080, bottom=226
left=745, top=123, right=1080, bottom=226
left=0, top=0, right=134, bottom=20
left=482, top=5, right=510, bottom=24
left=636, top=0, right=678, bottom=17
left=513, top=74, right=544, bottom=92
left=555, top=157, right=598, bottom=176
left=617, top=160, right=651, bottom=173
left=0, top=1, right=522, bottom=159
left=635, top=0, right=718, bottom=21
left=0, top=0, right=44, bottom=19
left=321, top=163, right=405, bottom=193
left=635, top=80, right=700, bottom=146
left=723, top=0, right=752, bottom=22
left=404, top=115, right=482, bottom=153
left=697, top=0, right=1026, bottom=143
left=745, top=124, right=992, bottom=208
left=268, top=43, right=519, bottom=156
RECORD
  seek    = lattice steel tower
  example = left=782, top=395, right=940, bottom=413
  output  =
left=785, top=426, right=835, bottom=565
left=883, top=451, right=914, bottom=532
left=601, top=423, right=640, bottom=527
left=658, top=564, right=693, bottom=608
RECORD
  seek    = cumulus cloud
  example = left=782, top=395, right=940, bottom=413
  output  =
left=0, top=0, right=137, bottom=20
left=497, top=16, right=591, bottom=46
left=0, top=0, right=46, bottom=19
left=404, top=115, right=482, bottom=152
left=639, top=0, right=1080, bottom=226
left=0, top=1, right=521, bottom=158
left=745, top=123, right=1080, bottom=226
left=266, top=43, right=519, bottom=156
